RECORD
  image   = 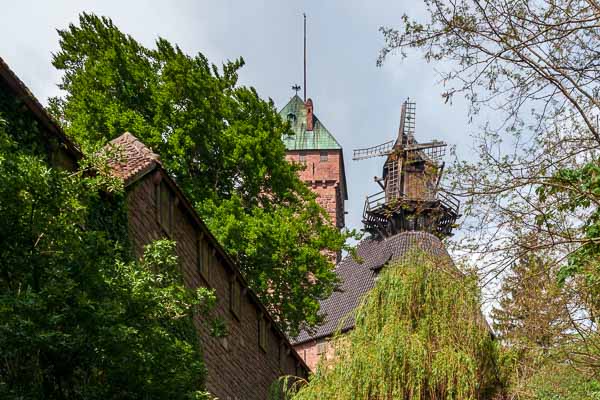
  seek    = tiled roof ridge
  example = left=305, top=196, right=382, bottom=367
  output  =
left=104, top=132, right=161, bottom=184
left=110, top=131, right=161, bottom=160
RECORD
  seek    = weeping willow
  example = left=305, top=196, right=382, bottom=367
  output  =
left=285, top=250, right=500, bottom=400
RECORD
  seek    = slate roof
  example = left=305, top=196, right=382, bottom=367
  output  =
left=104, top=132, right=161, bottom=185
left=279, top=95, right=342, bottom=151
left=292, top=231, right=452, bottom=344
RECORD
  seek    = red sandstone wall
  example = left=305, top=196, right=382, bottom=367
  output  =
left=294, top=337, right=336, bottom=372
left=286, top=150, right=345, bottom=229
left=287, top=149, right=347, bottom=367
left=126, top=170, right=305, bottom=400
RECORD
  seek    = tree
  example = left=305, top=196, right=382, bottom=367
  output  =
left=499, top=359, right=600, bottom=400
left=493, top=251, right=600, bottom=400
left=543, top=163, right=600, bottom=371
left=0, top=109, right=214, bottom=398
left=491, top=251, right=574, bottom=396
left=49, top=13, right=355, bottom=335
left=278, top=251, right=500, bottom=400
left=378, top=0, right=600, bottom=277
left=378, top=0, right=600, bottom=370
left=492, top=253, right=570, bottom=353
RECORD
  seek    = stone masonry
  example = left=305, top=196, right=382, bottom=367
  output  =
left=109, top=133, right=309, bottom=400
left=285, top=150, right=345, bottom=229
left=280, top=95, right=347, bottom=234
left=279, top=95, right=348, bottom=370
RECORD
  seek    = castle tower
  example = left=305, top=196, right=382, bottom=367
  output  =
left=279, top=96, right=348, bottom=234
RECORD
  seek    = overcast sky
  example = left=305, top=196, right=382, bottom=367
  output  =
left=1, top=0, right=477, bottom=234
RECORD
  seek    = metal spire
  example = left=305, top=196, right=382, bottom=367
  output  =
left=303, top=13, right=307, bottom=102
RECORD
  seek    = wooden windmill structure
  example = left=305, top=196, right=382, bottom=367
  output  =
left=353, top=99, right=460, bottom=238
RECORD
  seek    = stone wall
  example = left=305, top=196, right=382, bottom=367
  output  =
left=126, top=168, right=308, bottom=400
left=293, top=337, right=337, bottom=372
left=285, top=149, right=345, bottom=229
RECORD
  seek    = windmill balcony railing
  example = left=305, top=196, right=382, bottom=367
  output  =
left=363, top=190, right=460, bottom=218
left=363, top=191, right=387, bottom=215
left=437, top=191, right=460, bottom=214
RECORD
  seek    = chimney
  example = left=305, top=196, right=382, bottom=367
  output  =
left=305, top=98, right=314, bottom=131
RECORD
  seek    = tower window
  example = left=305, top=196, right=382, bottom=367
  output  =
left=320, top=151, right=328, bottom=162
left=287, top=113, right=297, bottom=123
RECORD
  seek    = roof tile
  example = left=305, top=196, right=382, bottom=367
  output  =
left=104, top=132, right=160, bottom=184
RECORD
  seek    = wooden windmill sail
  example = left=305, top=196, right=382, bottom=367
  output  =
left=353, top=100, right=460, bottom=238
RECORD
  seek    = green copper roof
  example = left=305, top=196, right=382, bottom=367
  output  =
left=279, top=95, right=342, bottom=151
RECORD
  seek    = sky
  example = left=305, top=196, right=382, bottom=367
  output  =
left=0, top=0, right=475, bottom=235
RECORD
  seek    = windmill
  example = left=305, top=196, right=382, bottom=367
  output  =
left=353, top=99, right=460, bottom=238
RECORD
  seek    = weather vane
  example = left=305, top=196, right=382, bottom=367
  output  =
left=292, top=84, right=301, bottom=95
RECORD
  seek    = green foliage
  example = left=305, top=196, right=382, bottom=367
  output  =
left=498, top=347, right=600, bottom=400
left=378, top=0, right=600, bottom=395
left=491, top=250, right=600, bottom=399
left=281, top=251, right=499, bottom=400
left=533, top=161, right=600, bottom=379
left=199, top=194, right=347, bottom=330
left=491, top=253, right=570, bottom=354
left=49, top=12, right=357, bottom=335
left=546, top=161, right=600, bottom=294
left=525, top=366, right=600, bottom=400
left=543, top=161, right=600, bottom=314
left=0, top=115, right=211, bottom=398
